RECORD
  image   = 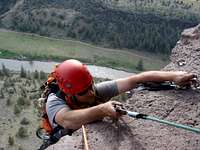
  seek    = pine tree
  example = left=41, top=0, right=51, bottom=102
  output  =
left=2, top=63, right=9, bottom=77
left=20, top=66, right=27, bottom=78
left=136, top=59, right=144, bottom=71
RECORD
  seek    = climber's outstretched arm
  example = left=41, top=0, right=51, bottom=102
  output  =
left=115, top=71, right=194, bottom=94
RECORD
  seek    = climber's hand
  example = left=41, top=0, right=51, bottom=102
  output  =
left=172, top=71, right=196, bottom=87
left=99, top=101, right=122, bottom=119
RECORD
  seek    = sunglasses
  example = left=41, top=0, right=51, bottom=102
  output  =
left=77, top=84, right=94, bottom=96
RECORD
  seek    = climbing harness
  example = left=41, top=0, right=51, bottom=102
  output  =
left=114, top=105, right=200, bottom=134
left=37, top=123, right=74, bottom=150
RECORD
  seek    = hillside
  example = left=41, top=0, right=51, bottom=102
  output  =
left=0, top=0, right=200, bottom=55
left=0, top=29, right=168, bottom=72
left=0, top=71, right=43, bottom=150
left=0, top=0, right=16, bottom=14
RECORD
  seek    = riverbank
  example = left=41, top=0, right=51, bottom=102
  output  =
left=0, top=29, right=169, bottom=72
left=0, top=58, right=133, bottom=80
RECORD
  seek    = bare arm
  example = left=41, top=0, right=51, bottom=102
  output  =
left=116, top=71, right=194, bottom=94
left=55, top=101, right=121, bottom=130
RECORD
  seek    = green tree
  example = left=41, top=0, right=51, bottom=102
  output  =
left=6, top=98, right=12, bottom=106
left=18, top=146, right=24, bottom=150
left=20, top=66, right=27, bottom=78
left=17, top=97, right=30, bottom=107
left=39, top=71, right=46, bottom=80
left=16, top=126, right=28, bottom=138
left=8, top=136, right=14, bottom=146
left=0, top=70, right=3, bottom=76
left=136, top=59, right=144, bottom=71
left=0, top=89, right=4, bottom=98
left=33, top=70, right=39, bottom=79
left=14, top=104, right=21, bottom=115
left=2, top=63, right=9, bottom=77
left=20, top=117, right=30, bottom=125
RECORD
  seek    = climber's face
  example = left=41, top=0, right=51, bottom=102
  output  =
left=75, top=84, right=95, bottom=104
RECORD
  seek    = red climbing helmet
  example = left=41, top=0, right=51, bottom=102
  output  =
left=54, top=59, right=93, bottom=95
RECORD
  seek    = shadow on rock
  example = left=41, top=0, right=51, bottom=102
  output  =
left=87, top=119, right=146, bottom=150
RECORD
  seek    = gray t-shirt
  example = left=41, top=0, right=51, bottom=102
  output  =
left=46, top=80, right=119, bottom=129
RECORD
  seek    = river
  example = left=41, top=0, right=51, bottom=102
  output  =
left=0, top=58, right=133, bottom=79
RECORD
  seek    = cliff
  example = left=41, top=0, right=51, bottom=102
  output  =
left=47, top=24, right=200, bottom=150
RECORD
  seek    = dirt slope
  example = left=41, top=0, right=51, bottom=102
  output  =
left=47, top=24, right=200, bottom=150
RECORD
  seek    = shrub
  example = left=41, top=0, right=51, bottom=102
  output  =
left=39, top=71, right=46, bottom=80
left=14, top=104, right=21, bottom=115
left=7, top=88, right=15, bottom=94
left=20, top=117, right=30, bottom=125
left=16, top=126, right=28, bottom=138
left=8, top=136, right=14, bottom=146
left=33, top=70, right=39, bottom=79
left=3, top=78, right=14, bottom=87
left=18, top=146, right=24, bottom=150
left=26, top=71, right=32, bottom=80
left=6, top=98, right=12, bottom=106
left=17, top=97, right=26, bottom=106
left=1, top=63, right=10, bottom=77
left=136, top=59, right=144, bottom=71
left=0, top=70, right=3, bottom=76
left=20, top=66, right=27, bottom=78
left=17, top=97, right=30, bottom=107
left=0, top=89, right=4, bottom=98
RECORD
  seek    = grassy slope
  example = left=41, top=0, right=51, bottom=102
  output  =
left=0, top=30, right=168, bottom=72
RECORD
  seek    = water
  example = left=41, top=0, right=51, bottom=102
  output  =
left=0, top=58, right=133, bottom=79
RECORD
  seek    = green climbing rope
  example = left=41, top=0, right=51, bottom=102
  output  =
left=127, top=111, right=200, bottom=134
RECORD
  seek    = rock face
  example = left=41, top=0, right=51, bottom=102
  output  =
left=47, top=24, right=200, bottom=150
left=165, top=24, right=200, bottom=74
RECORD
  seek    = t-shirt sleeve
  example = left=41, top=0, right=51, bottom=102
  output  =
left=46, top=93, right=70, bottom=129
left=95, top=80, right=119, bottom=100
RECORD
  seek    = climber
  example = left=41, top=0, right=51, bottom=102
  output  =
left=46, top=59, right=194, bottom=133
left=38, top=59, right=195, bottom=149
